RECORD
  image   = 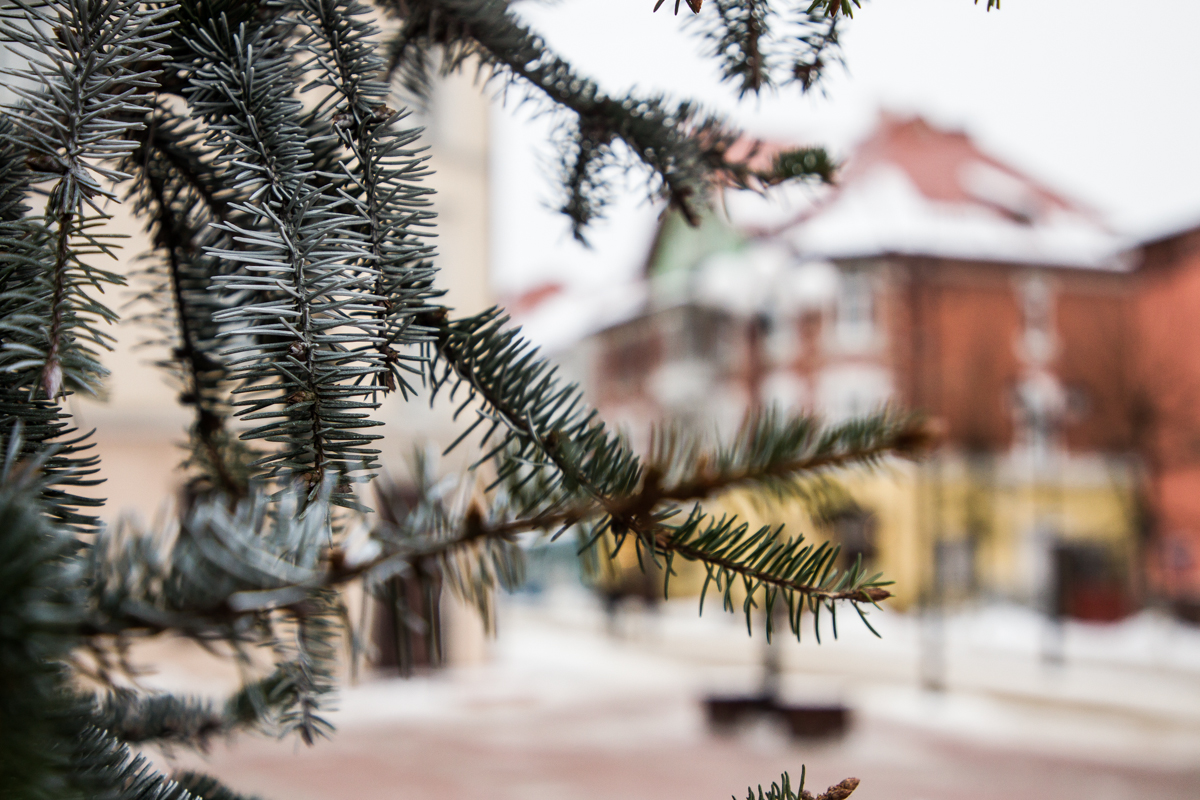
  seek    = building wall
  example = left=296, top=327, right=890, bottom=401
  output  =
left=1136, top=227, right=1200, bottom=600
left=882, top=257, right=1134, bottom=455
left=872, top=257, right=1135, bottom=607
left=575, top=253, right=1140, bottom=610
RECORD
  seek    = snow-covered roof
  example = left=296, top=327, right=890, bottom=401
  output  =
left=511, top=280, right=648, bottom=353
left=783, top=114, right=1131, bottom=270
left=787, top=162, right=1129, bottom=269
left=510, top=114, right=1133, bottom=353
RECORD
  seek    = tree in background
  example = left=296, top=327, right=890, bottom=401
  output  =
left=0, top=1, right=961, bottom=798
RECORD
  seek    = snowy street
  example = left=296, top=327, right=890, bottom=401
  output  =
left=155, top=591, right=1200, bottom=800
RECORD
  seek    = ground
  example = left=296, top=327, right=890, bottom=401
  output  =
left=150, top=591, right=1200, bottom=800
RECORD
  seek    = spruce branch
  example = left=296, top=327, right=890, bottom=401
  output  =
left=657, top=511, right=889, bottom=641
left=288, top=0, right=440, bottom=395
left=654, top=0, right=705, bottom=13
left=93, top=690, right=230, bottom=749
left=646, top=407, right=932, bottom=504
left=0, top=391, right=104, bottom=531
left=73, top=403, right=917, bottom=651
left=0, top=120, right=105, bottom=530
left=0, top=427, right=90, bottom=796
left=380, top=0, right=836, bottom=237
left=693, top=0, right=773, bottom=98
left=424, top=308, right=928, bottom=510
left=71, top=724, right=203, bottom=800
left=180, top=9, right=402, bottom=502
left=91, top=664, right=338, bottom=752
left=744, top=770, right=860, bottom=800
left=0, top=0, right=174, bottom=400
left=87, top=481, right=345, bottom=744
left=0, top=1, right=920, bottom=796
left=423, top=306, right=644, bottom=501
left=269, top=588, right=339, bottom=745
left=90, top=482, right=333, bottom=627
left=557, top=118, right=615, bottom=244
left=421, top=310, right=928, bottom=635
left=804, top=0, right=860, bottom=19
left=126, top=110, right=247, bottom=496
left=129, top=0, right=438, bottom=499
left=0, top=424, right=204, bottom=799
left=667, top=0, right=847, bottom=98
left=174, top=771, right=264, bottom=800
left=0, top=0, right=175, bottom=530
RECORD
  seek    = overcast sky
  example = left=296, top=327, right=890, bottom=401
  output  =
left=489, top=0, right=1200, bottom=296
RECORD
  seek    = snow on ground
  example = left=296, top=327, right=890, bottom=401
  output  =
left=482, top=590, right=1200, bottom=767
left=146, top=590, right=1200, bottom=799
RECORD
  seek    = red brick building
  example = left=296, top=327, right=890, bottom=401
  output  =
left=523, top=115, right=1198, bottom=613
left=1134, top=226, right=1200, bottom=606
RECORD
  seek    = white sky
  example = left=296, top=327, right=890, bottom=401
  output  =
left=490, top=0, right=1200, bottom=296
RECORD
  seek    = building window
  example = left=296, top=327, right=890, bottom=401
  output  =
left=835, top=270, right=875, bottom=350
left=817, top=365, right=893, bottom=422
left=603, top=328, right=660, bottom=401
left=827, top=505, right=878, bottom=568
left=1019, top=274, right=1056, bottom=366
left=764, top=316, right=800, bottom=365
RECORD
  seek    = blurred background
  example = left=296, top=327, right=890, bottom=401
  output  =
left=46, top=1, right=1200, bottom=798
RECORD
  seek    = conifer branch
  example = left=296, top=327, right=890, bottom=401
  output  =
left=0, top=2, right=923, bottom=795
left=424, top=306, right=643, bottom=500
left=380, top=0, right=836, bottom=237
left=181, top=9, right=403, bottom=502
left=174, top=771, right=264, bottom=800
left=288, top=0, right=440, bottom=396
left=127, top=114, right=244, bottom=495
left=71, top=725, right=205, bottom=800
left=694, top=0, right=773, bottom=98
left=0, top=428, right=191, bottom=798
left=271, top=590, right=339, bottom=745
left=745, top=770, right=860, bottom=800
left=667, top=0, right=848, bottom=98
left=93, top=691, right=230, bottom=748
left=0, top=122, right=104, bottom=530
left=646, top=408, right=933, bottom=504
left=787, top=4, right=843, bottom=93
left=804, top=0, right=860, bottom=19
left=0, top=0, right=171, bottom=529
left=0, top=0, right=173, bottom=400
left=421, top=310, right=925, bottom=634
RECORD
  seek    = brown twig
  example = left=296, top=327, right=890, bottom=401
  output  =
left=807, top=777, right=860, bottom=800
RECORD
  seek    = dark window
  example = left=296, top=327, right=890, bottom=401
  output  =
left=1051, top=542, right=1130, bottom=622
left=827, top=505, right=877, bottom=566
